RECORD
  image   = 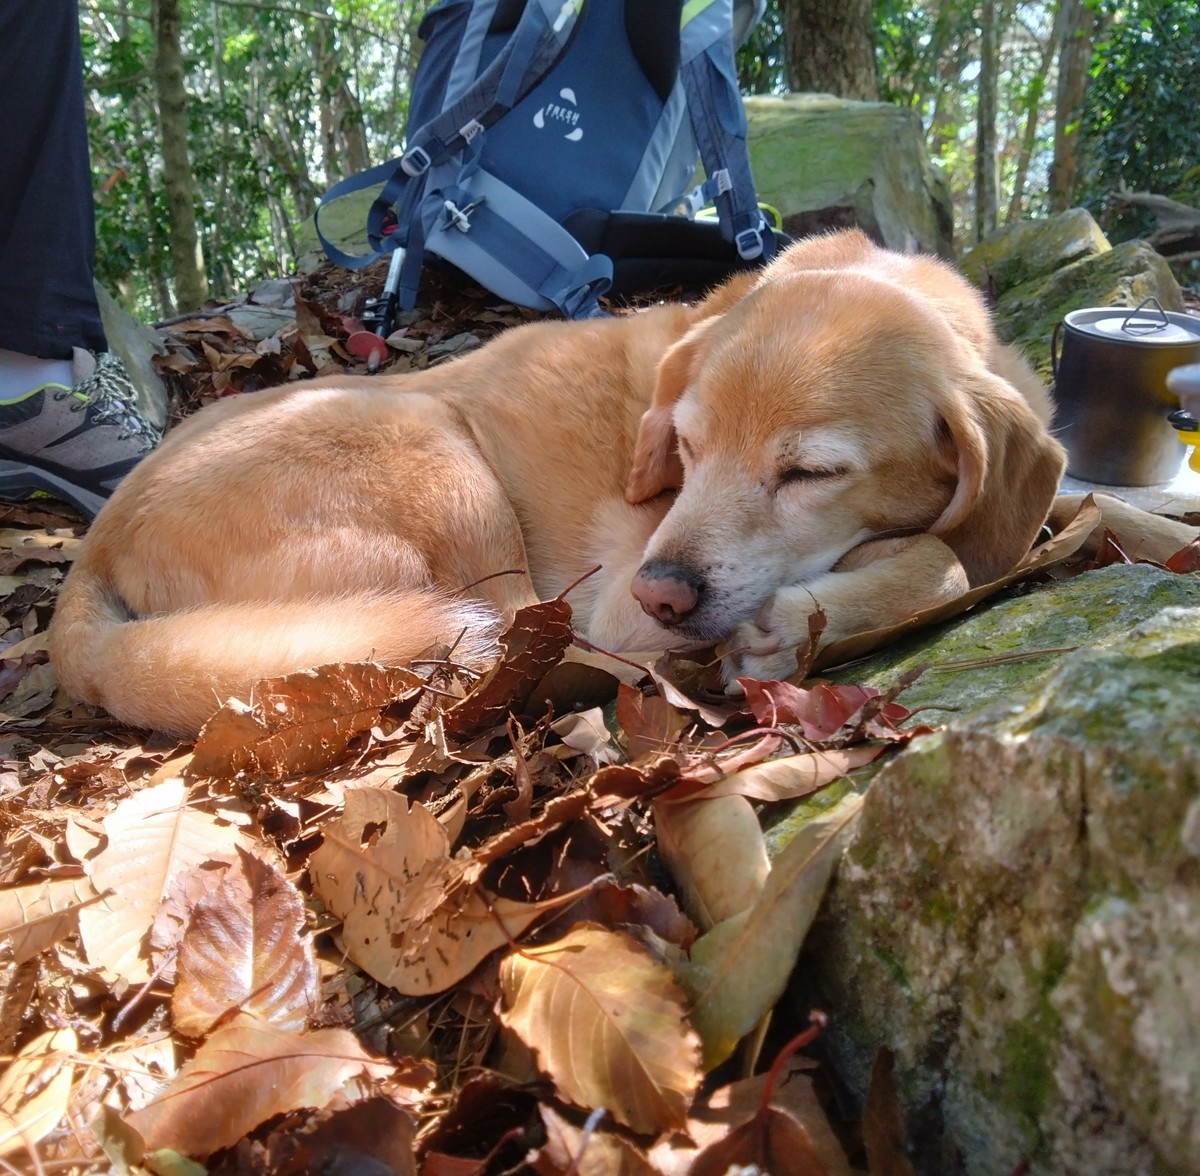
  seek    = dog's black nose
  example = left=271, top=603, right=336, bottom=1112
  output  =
left=631, top=560, right=704, bottom=626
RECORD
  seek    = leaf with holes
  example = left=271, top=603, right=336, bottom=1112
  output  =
left=189, top=662, right=428, bottom=780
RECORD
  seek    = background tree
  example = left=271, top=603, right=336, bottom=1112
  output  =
left=973, top=0, right=1000, bottom=242
left=1047, top=0, right=1097, bottom=212
left=782, top=0, right=879, bottom=100
left=153, top=0, right=208, bottom=311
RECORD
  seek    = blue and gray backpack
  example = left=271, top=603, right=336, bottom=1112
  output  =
left=317, top=0, right=778, bottom=327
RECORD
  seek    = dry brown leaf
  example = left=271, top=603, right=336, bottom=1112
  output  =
left=695, top=745, right=883, bottom=802
left=125, top=1013, right=392, bottom=1159
left=80, top=778, right=244, bottom=983
left=442, top=598, right=573, bottom=740
left=689, top=1104, right=830, bottom=1176
left=310, top=788, right=573, bottom=995
left=653, top=794, right=770, bottom=930
left=530, top=1104, right=657, bottom=1175
left=173, top=848, right=318, bottom=1037
left=189, top=662, right=428, bottom=780
left=683, top=792, right=864, bottom=1068
left=0, top=1027, right=76, bottom=1159
left=499, top=925, right=701, bottom=1135
left=0, top=875, right=101, bottom=963
left=862, top=1048, right=917, bottom=1176
left=616, top=683, right=688, bottom=761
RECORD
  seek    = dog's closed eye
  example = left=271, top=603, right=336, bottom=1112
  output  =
left=777, top=465, right=847, bottom=489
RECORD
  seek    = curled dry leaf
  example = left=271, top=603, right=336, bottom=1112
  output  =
left=125, top=1013, right=393, bottom=1159
left=0, top=875, right=100, bottom=964
left=812, top=495, right=1102, bottom=671
left=740, top=679, right=905, bottom=743
left=443, top=597, right=574, bottom=740
left=0, top=1027, right=76, bottom=1160
left=683, top=792, right=864, bottom=1069
left=190, top=662, right=428, bottom=780
left=173, top=847, right=318, bottom=1038
left=653, top=794, right=770, bottom=931
left=80, top=779, right=244, bottom=984
left=499, top=924, right=701, bottom=1135
left=310, top=788, right=575, bottom=995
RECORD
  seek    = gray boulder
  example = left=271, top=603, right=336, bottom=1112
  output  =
left=744, top=94, right=955, bottom=258
left=788, top=564, right=1200, bottom=1175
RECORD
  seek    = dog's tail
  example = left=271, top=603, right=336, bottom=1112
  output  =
left=49, top=567, right=504, bottom=737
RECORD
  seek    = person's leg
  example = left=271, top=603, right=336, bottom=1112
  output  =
left=0, top=0, right=107, bottom=359
left=0, top=0, right=161, bottom=519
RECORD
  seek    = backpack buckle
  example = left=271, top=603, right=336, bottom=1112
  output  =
left=443, top=198, right=482, bottom=233
left=735, top=226, right=765, bottom=261
left=401, top=145, right=432, bottom=177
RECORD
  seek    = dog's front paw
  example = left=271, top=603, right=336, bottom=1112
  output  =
left=720, top=588, right=820, bottom=691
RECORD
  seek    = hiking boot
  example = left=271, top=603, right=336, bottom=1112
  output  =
left=0, top=349, right=162, bottom=520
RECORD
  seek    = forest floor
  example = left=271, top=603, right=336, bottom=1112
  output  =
left=0, top=260, right=1197, bottom=1174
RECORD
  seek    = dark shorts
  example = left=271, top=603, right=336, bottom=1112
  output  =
left=0, top=0, right=106, bottom=359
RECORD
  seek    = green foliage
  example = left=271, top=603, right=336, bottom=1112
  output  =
left=1078, top=0, right=1200, bottom=242
left=83, top=0, right=417, bottom=318
left=737, top=0, right=786, bottom=94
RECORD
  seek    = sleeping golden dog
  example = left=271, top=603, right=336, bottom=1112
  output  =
left=50, top=230, right=1079, bottom=736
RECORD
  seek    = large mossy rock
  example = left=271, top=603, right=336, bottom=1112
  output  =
left=743, top=94, right=954, bottom=258
left=793, top=564, right=1200, bottom=1175
left=957, top=208, right=1109, bottom=301
left=957, top=210, right=1185, bottom=381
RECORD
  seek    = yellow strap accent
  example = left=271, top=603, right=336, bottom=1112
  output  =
left=681, top=0, right=719, bottom=27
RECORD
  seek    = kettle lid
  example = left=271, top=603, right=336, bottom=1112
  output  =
left=1064, top=301, right=1200, bottom=347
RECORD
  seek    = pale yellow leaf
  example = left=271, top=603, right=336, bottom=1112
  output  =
left=683, top=792, right=864, bottom=1068
left=0, top=876, right=100, bottom=964
left=0, top=1027, right=76, bottom=1158
left=697, top=746, right=882, bottom=801
left=499, top=925, right=701, bottom=1135
left=126, top=1014, right=392, bottom=1159
left=80, top=779, right=244, bottom=983
left=654, top=794, right=769, bottom=930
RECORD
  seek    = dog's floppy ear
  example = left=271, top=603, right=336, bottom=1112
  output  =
left=931, top=372, right=1067, bottom=585
left=625, top=333, right=699, bottom=503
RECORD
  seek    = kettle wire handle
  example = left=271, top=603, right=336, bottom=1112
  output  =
left=1121, top=296, right=1169, bottom=336
left=1051, top=319, right=1062, bottom=380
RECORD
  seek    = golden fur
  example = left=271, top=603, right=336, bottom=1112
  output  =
left=49, top=230, right=1184, bottom=736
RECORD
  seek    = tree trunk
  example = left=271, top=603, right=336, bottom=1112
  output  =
left=1006, top=18, right=1057, bottom=221
left=1048, top=0, right=1096, bottom=212
left=781, top=0, right=878, bottom=101
left=153, top=0, right=209, bottom=310
left=973, top=0, right=999, bottom=243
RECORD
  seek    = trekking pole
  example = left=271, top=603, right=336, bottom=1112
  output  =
left=348, top=246, right=405, bottom=372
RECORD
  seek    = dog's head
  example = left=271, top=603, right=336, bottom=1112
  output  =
left=623, top=234, right=1066, bottom=642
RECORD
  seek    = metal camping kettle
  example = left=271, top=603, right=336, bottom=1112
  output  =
left=1052, top=299, right=1200, bottom=485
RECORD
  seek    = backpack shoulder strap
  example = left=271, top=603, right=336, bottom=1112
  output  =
left=679, top=0, right=776, bottom=262
left=315, top=0, right=581, bottom=270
